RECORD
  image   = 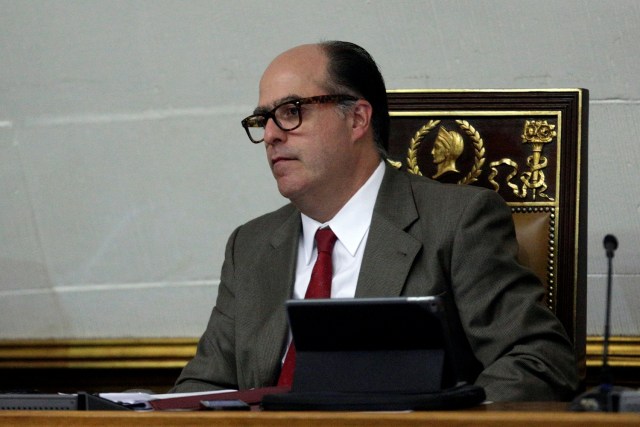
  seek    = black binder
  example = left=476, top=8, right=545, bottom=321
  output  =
left=0, top=392, right=130, bottom=411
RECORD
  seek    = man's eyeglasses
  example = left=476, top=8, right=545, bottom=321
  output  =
left=241, top=94, right=359, bottom=143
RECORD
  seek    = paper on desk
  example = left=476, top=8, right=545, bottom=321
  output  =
left=99, top=389, right=235, bottom=410
left=151, top=389, right=236, bottom=400
left=99, top=392, right=155, bottom=410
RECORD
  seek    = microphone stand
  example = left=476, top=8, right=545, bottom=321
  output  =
left=573, top=234, right=640, bottom=412
left=571, top=234, right=619, bottom=411
left=598, top=235, right=617, bottom=410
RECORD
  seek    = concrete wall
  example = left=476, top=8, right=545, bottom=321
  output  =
left=1, top=0, right=638, bottom=339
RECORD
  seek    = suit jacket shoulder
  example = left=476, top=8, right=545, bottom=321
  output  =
left=364, top=165, right=578, bottom=401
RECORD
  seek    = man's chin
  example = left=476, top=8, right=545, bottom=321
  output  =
left=275, top=179, right=306, bottom=201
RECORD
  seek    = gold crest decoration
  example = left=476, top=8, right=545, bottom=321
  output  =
left=488, top=120, right=556, bottom=201
left=404, top=119, right=485, bottom=185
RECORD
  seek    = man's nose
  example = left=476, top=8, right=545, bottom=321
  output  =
left=263, top=118, right=285, bottom=144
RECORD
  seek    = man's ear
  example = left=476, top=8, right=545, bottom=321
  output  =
left=350, top=99, right=373, bottom=141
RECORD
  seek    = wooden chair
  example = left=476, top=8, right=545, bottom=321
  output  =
left=386, top=89, right=588, bottom=376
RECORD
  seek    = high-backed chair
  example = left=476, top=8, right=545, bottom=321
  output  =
left=386, top=89, right=588, bottom=376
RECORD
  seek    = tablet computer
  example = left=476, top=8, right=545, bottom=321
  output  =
left=285, top=296, right=457, bottom=393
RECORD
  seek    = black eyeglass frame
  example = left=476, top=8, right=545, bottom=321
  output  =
left=241, top=94, right=359, bottom=143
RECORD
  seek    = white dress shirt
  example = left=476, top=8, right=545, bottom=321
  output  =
left=293, top=161, right=385, bottom=299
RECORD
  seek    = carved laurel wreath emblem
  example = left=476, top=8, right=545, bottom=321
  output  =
left=406, top=119, right=486, bottom=185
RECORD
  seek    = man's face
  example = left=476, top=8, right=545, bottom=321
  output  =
left=256, top=45, right=357, bottom=204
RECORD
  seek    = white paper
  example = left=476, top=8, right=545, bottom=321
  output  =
left=99, top=389, right=237, bottom=410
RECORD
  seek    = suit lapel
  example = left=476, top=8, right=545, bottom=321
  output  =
left=356, top=166, right=422, bottom=298
left=250, top=208, right=301, bottom=383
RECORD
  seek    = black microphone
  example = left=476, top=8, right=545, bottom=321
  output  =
left=604, top=234, right=618, bottom=259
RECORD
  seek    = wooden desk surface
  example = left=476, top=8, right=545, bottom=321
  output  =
left=1, top=403, right=640, bottom=427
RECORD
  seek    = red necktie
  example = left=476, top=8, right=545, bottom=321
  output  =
left=277, top=227, right=338, bottom=387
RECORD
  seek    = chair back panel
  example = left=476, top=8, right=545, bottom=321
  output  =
left=512, top=211, right=552, bottom=291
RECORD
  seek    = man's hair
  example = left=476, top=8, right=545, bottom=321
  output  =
left=319, top=41, right=389, bottom=156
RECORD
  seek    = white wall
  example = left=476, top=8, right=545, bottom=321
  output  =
left=0, top=0, right=638, bottom=339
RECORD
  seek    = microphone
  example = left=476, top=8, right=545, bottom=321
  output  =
left=604, top=234, right=618, bottom=259
left=570, top=234, right=640, bottom=412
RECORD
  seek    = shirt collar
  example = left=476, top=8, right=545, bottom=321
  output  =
left=300, top=161, right=385, bottom=265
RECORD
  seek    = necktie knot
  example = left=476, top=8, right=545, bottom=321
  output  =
left=315, top=227, right=337, bottom=254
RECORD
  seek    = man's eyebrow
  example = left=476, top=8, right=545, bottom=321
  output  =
left=253, top=95, right=301, bottom=115
left=253, top=105, right=269, bottom=115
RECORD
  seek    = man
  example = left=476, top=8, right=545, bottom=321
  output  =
left=172, top=41, right=579, bottom=401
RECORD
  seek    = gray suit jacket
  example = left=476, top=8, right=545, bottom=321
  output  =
left=173, top=165, right=579, bottom=401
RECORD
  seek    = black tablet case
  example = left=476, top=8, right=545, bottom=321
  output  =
left=262, top=297, right=485, bottom=411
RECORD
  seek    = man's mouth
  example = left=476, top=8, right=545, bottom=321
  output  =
left=271, top=156, right=294, bottom=166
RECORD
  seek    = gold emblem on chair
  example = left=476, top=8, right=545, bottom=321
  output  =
left=488, top=120, right=556, bottom=201
left=401, top=119, right=485, bottom=185
left=432, top=126, right=464, bottom=179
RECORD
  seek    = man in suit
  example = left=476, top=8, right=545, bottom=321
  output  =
left=172, top=41, right=579, bottom=401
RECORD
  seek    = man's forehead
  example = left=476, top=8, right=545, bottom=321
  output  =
left=256, top=45, right=328, bottom=108
left=256, top=77, right=327, bottom=112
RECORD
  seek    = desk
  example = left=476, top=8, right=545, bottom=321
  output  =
left=1, top=403, right=639, bottom=427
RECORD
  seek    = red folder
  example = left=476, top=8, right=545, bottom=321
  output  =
left=149, top=386, right=289, bottom=411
